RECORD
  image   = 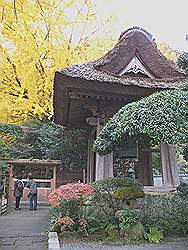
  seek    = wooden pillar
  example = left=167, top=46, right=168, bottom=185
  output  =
left=8, top=165, right=14, bottom=206
left=160, top=143, right=180, bottom=188
left=52, top=166, right=57, bottom=190
left=96, top=153, right=113, bottom=180
left=95, top=118, right=113, bottom=181
left=137, top=138, right=154, bottom=186
left=87, top=138, right=95, bottom=183
left=86, top=116, right=113, bottom=181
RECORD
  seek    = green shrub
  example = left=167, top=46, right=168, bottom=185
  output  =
left=48, top=183, right=95, bottom=236
left=105, top=224, right=120, bottom=242
left=115, top=208, right=144, bottom=240
left=81, top=205, right=113, bottom=234
left=177, top=181, right=188, bottom=197
left=127, top=223, right=145, bottom=241
left=145, top=227, right=163, bottom=243
left=0, top=161, right=10, bottom=195
left=92, top=177, right=144, bottom=213
left=93, top=177, right=143, bottom=193
left=114, top=186, right=145, bottom=200
left=139, top=194, right=188, bottom=235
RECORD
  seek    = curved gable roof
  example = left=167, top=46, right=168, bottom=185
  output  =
left=58, top=27, right=187, bottom=89
left=94, top=27, right=184, bottom=79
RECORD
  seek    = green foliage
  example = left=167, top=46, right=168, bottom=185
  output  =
left=114, top=186, right=145, bottom=200
left=115, top=208, right=144, bottom=240
left=177, top=181, right=188, bottom=197
left=0, top=161, right=9, bottom=179
left=49, top=201, right=71, bottom=228
left=126, top=222, right=145, bottom=241
left=139, top=194, right=188, bottom=235
left=0, top=124, right=23, bottom=141
left=92, top=177, right=144, bottom=215
left=183, top=145, right=188, bottom=161
left=0, top=160, right=10, bottom=194
left=93, top=177, right=143, bottom=193
left=49, top=179, right=188, bottom=243
left=178, top=52, right=188, bottom=75
left=82, top=177, right=145, bottom=237
left=105, top=224, right=120, bottom=242
left=176, top=145, right=188, bottom=173
left=145, top=227, right=163, bottom=243
left=0, top=124, right=23, bottom=156
left=49, top=199, right=79, bottom=232
left=115, top=208, right=139, bottom=232
left=93, top=89, right=187, bottom=155
left=81, top=205, right=113, bottom=234
left=49, top=178, right=145, bottom=241
left=0, top=122, right=88, bottom=171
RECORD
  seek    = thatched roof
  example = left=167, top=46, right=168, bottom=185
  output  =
left=54, top=27, right=187, bottom=127
left=59, top=64, right=186, bottom=89
left=58, top=27, right=187, bottom=89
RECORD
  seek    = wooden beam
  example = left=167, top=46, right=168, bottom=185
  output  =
left=3, top=159, right=62, bottom=166
left=52, top=166, right=57, bottom=190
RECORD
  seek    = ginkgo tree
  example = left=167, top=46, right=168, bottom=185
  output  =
left=0, top=0, right=114, bottom=123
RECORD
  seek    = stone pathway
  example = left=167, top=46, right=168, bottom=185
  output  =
left=0, top=206, right=49, bottom=250
left=60, top=237, right=188, bottom=250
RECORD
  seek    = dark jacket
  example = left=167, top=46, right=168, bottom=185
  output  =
left=0, top=183, right=3, bottom=198
left=14, top=180, right=24, bottom=197
left=26, top=180, right=37, bottom=195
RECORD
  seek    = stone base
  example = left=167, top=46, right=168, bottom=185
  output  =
left=144, top=185, right=177, bottom=195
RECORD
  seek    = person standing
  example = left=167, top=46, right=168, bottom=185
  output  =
left=26, top=173, right=38, bottom=211
left=13, top=177, right=24, bottom=210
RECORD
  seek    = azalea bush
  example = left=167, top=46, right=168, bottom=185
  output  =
left=49, top=183, right=95, bottom=236
left=49, top=178, right=145, bottom=239
left=49, top=178, right=188, bottom=243
left=49, top=179, right=177, bottom=244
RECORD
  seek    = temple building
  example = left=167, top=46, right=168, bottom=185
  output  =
left=53, top=27, right=187, bottom=188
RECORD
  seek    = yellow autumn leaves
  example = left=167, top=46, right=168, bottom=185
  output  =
left=0, top=0, right=115, bottom=124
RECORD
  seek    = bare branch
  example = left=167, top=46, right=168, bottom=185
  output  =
left=68, top=1, right=87, bottom=45
left=78, top=4, right=90, bottom=44
left=1, top=4, right=6, bottom=22
left=4, top=91, right=19, bottom=98
left=6, top=57, right=21, bottom=88
left=36, top=0, right=45, bottom=14
left=82, top=19, right=110, bottom=41
left=13, top=0, right=18, bottom=22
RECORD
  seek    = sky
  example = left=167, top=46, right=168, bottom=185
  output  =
left=95, top=0, right=188, bottom=51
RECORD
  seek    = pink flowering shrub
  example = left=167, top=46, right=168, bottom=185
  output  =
left=48, top=183, right=95, bottom=206
left=49, top=183, right=95, bottom=235
left=57, top=216, right=75, bottom=230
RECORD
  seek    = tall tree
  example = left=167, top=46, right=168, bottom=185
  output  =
left=0, top=0, right=114, bottom=123
left=158, top=43, right=179, bottom=63
left=0, top=122, right=88, bottom=171
left=178, top=52, right=188, bottom=75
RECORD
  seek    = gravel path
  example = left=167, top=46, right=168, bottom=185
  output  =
left=60, top=237, right=188, bottom=250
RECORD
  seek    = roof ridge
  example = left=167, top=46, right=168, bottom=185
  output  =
left=119, top=26, right=154, bottom=42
